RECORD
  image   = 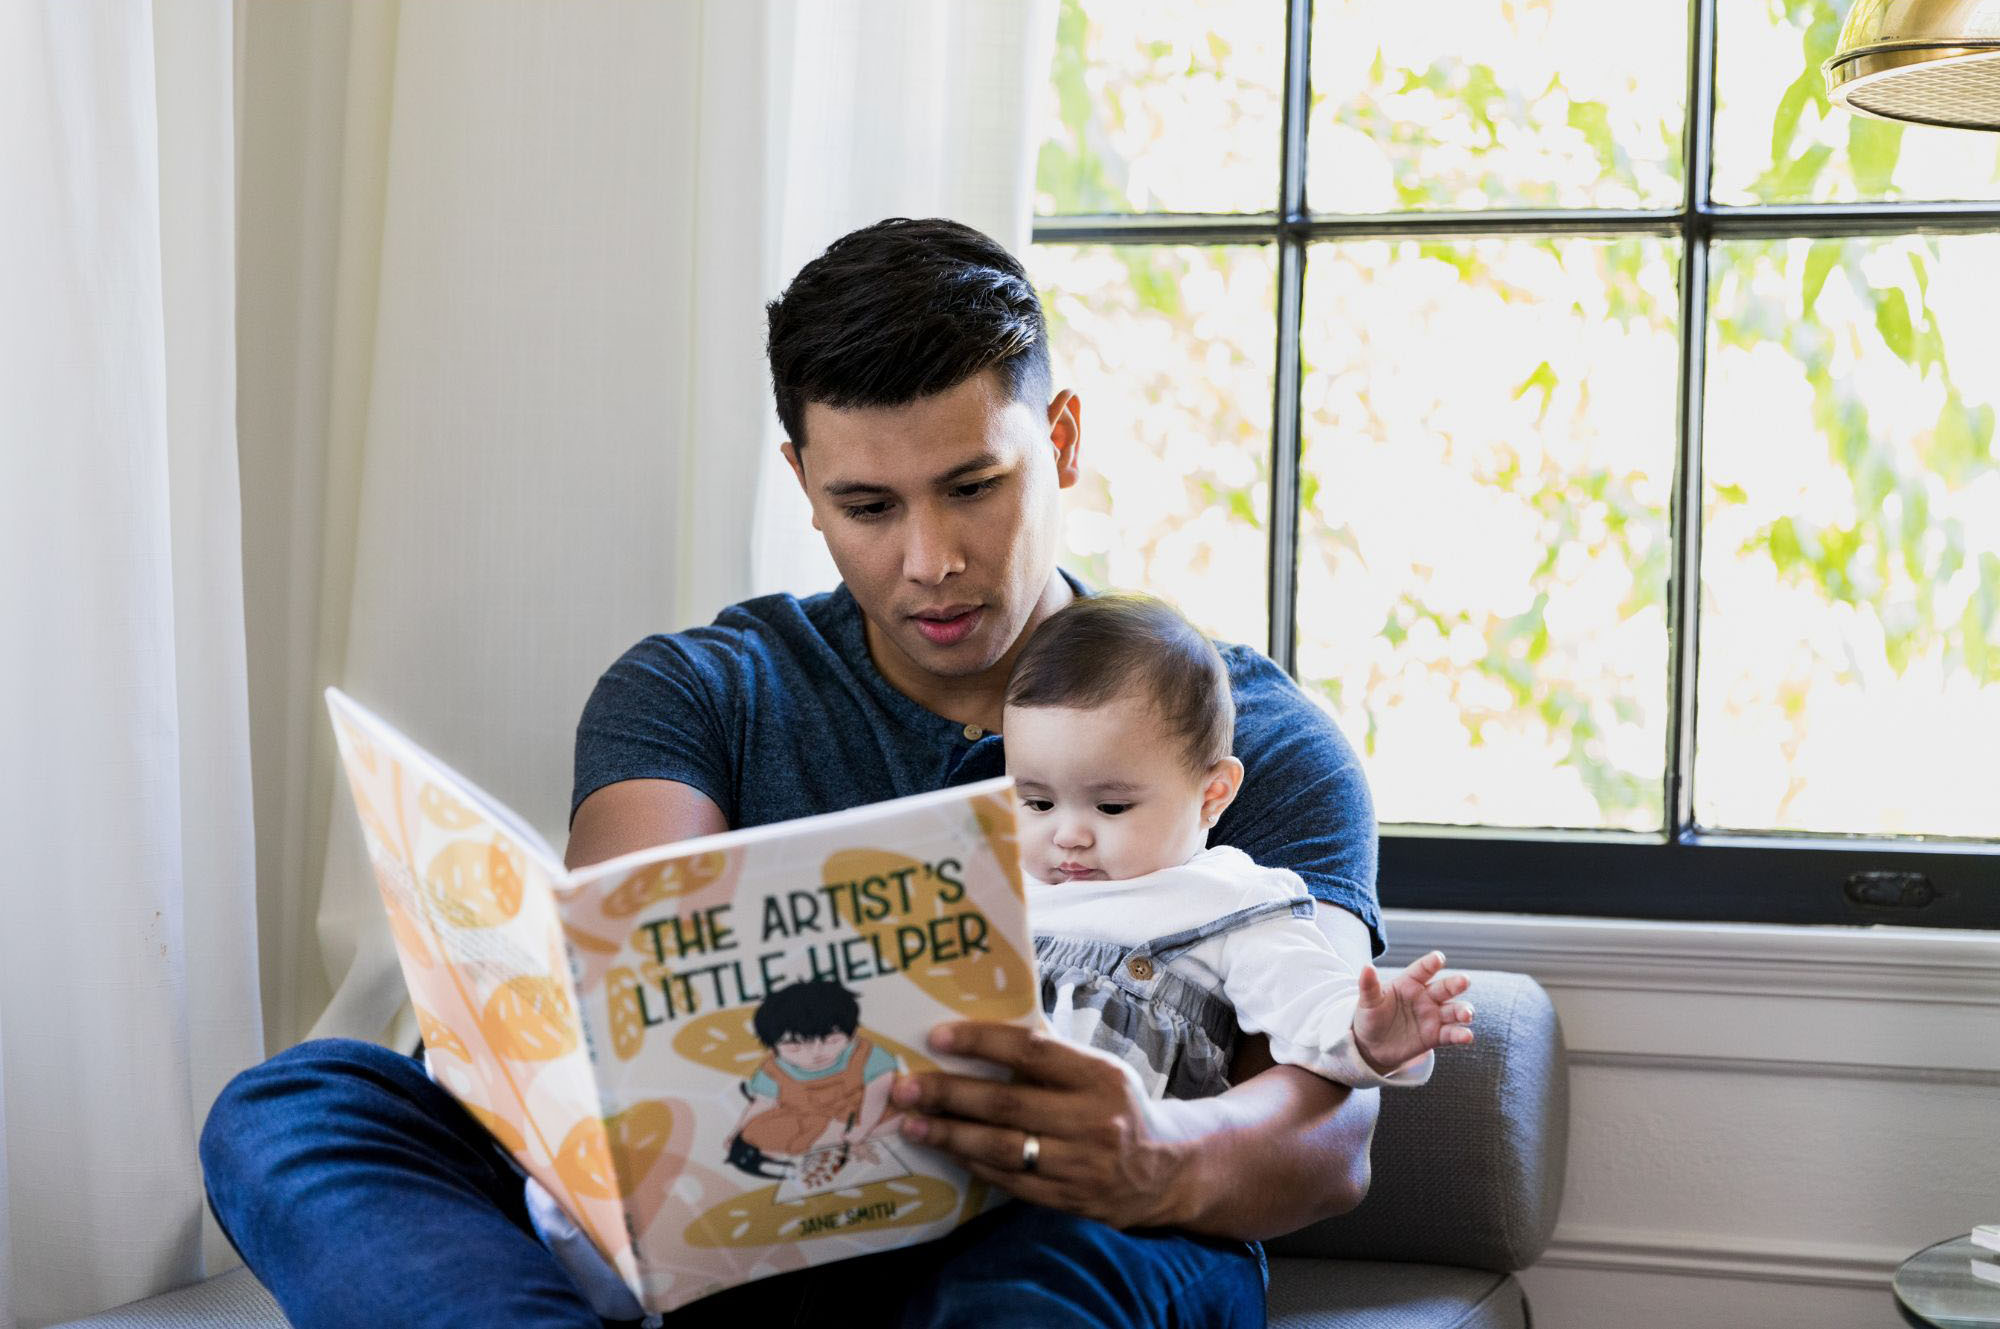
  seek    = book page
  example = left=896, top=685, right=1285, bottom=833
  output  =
left=324, top=688, right=635, bottom=1290
left=558, top=777, right=1036, bottom=1315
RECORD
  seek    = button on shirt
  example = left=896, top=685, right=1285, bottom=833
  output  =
left=571, top=572, right=1384, bottom=954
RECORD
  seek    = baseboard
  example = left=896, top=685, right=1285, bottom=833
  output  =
left=1537, top=1227, right=1903, bottom=1290
left=1380, top=910, right=2000, bottom=1006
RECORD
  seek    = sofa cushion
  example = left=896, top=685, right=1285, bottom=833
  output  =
left=54, top=1252, right=1528, bottom=1328
left=1265, top=1257, right=1527, bottom=1329
left=1266, top=969, right=1567, bottom=1273
left=45, top=1267, right=289, bottom=1329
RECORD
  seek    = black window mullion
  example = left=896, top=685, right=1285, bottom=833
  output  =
left=1666, top=0, right=1719, bottom=837
left=1268, top=0, right=1311, bottom=673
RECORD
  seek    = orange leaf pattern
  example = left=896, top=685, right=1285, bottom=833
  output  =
left=424, top=838, right=525, bottom=928
left=608, top=967, right=646, bottom=1061
left=464, top=1102, right=526, bottom=1155
left=415, top=1004, right=471, bottom=1062
left=419, top=782, right=483, bottom=830
left=480, top=975, right=580, bottom=1061
left=602, top=851, right=731, bottom=918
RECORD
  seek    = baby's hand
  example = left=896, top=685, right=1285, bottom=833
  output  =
left=1352, top=950, right=1474, bottom=1075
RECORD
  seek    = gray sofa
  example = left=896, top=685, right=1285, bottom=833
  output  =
left=56, top=970, right=1565, bottom=1328
left=1265, top=968, right=1568, bottom=1328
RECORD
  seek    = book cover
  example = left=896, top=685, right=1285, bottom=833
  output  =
left=324, top=687, right=1038, bottom=1315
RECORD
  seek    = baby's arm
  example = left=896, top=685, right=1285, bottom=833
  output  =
left=1352, top=950, right=1475, bottom=1076
left=1216, top=903, right=1468, bottom=1086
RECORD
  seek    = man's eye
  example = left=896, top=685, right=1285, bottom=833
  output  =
left=952, top=477, right=1001, bottom=500
left=1096, top=803, right=1131, bottom=816
left=1022, top=798, right=1053, bottom=813
left=842, top=502, right=891, bottom=522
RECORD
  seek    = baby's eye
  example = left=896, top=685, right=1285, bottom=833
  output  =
left=1096, top=803, right=1131, bottom=816
left=1021, top=798, right=1053, bottom=813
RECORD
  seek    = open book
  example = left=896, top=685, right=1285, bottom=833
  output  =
left=325, top=688, right=1039, bottom=1316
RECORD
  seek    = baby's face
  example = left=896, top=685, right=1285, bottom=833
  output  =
left=1003, top=689, right=1213, bottom=884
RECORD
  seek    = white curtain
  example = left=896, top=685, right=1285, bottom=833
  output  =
left=240, top=0, right=1055, bottom=1056
left=752, top=0, right=1060, bottom=594
left=0, top=2, right=263, bottom=1324
left=0, top=0, right=1052, bottom=1318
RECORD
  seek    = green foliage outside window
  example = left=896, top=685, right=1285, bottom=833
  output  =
left=1032, top=0, right=2000, bottom=839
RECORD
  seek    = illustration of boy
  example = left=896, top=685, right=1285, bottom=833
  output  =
left=725, top=979, right=901, bottom=1180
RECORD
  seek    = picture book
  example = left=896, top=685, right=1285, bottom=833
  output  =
left=324, top=687, right=1039, bottom=1315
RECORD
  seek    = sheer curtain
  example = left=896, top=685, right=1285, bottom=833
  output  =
left=751, top=0, right=1060, bottom=595
left=0, top=2, right=262, bottom=1324
left=240, top=0, right=1055, bottom=1058
left=1, top=0, right=1052, bottom=1319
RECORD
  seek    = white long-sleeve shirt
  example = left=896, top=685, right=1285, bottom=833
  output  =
left=1028, top=846, right=1431, bottom=1092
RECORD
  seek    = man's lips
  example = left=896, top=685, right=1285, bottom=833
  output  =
left=910, top=605, right=982, bottom=646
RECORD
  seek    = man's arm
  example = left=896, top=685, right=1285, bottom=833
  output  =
left=1171, top=902, right=1380, bottom=1235
left=892, top=904, right=1380, bottom=1241
left=565, top=777, right=728, bottom=870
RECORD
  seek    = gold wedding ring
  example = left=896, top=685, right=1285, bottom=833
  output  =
left=1020, top=1132, right=1041, bottom=1174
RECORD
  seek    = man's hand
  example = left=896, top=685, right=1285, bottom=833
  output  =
left=890, top=1022, right=1193, bottom=1229
left=1352, top=949, right=1474, bottom=1075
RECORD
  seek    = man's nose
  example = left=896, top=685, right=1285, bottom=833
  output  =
left=902, top=509, right=965, bottom=585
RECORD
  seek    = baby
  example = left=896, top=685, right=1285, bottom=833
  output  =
left=1005, top=592, right=1473, bottom=1100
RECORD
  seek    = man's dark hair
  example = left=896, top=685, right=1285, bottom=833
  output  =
left=752, top=979, right=861, bottom=1047
left=765, top=217, right=1052, bottom=447
left=1005, top=593, right=1235, bottom=773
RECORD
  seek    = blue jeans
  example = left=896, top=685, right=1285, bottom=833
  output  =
left=199, top=1039, right=1267, bottom=1328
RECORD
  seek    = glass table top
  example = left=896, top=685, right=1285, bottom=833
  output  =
left=1897, top=1236, right=2000, bottom=1328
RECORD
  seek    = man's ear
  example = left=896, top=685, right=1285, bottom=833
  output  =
left=1200, top=755, right=1244, bottom=828
left=780, top=441, right=822, bottom=531
left=1047, top=390, right=1082, bottom=490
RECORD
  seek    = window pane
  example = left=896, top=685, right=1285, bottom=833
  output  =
left=1297, top=237, right=1680, bottom=831
left=1031, top=244, right=1274, bottom=647
left=1699, top=237, right=2000, bottom=838
left=1712, top=0, right=2000, bottom=204
left=1308, top=0, right=1686, bottom=212
left=1034, top=0, right=1283, bottom=215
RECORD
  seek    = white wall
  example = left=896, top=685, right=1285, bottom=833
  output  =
left=1385, top=911, right=2000, bottom=1328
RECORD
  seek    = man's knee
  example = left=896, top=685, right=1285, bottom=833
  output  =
left=199, top=1037, right=419, bottom=1179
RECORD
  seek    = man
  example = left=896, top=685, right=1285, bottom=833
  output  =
left=201, top=218, right=1382, bottom=1328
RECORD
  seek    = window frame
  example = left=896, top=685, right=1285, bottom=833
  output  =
left=1030, top=0, right=2000, bottom=931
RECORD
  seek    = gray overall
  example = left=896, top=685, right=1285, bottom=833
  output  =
left=1034, top=895, right=1318, bottom=1101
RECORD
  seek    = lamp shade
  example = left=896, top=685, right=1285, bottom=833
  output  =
left=1825, top=0, right=2000, bottom=129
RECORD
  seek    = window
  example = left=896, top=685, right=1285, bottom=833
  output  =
left=1029, top=0, right=2000, bottom=928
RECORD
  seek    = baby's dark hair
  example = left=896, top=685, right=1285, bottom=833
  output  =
left=1005, top=593, right=1235, bottom=773
left=752, top=979, right=860, bottom=1047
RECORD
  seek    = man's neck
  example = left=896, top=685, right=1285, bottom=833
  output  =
left=863, top=573, right=1074, bottom=734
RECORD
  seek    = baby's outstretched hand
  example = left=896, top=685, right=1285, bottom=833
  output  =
left=1352, top=950, right=1474, bottom=1075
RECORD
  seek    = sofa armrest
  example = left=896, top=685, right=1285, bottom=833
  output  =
left=1265, top=968, right=1567, bottom=1273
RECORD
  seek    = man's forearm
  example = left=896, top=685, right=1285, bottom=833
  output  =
left=1150, top=1063, right=1378, bottom=1241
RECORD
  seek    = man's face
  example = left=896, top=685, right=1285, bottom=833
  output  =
left=784, top=370, right=1080, bottom=691
left=774, top=1029, right=852, bottom=1072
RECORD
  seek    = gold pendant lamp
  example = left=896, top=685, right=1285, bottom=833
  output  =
left=1825, top=0, right=2000, bottom=128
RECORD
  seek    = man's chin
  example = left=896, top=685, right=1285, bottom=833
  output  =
left=896, top=624, right=1006, bottom=677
